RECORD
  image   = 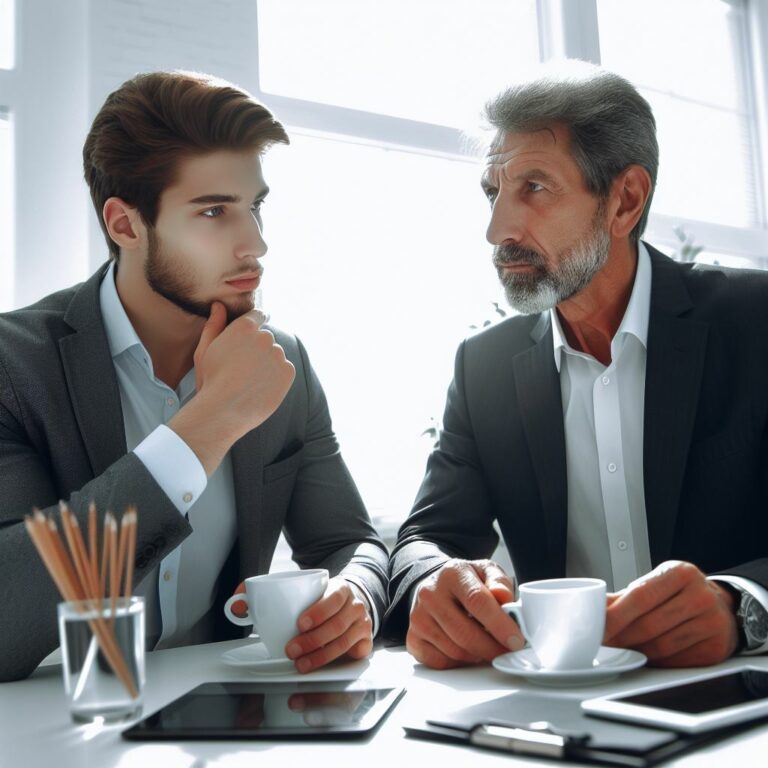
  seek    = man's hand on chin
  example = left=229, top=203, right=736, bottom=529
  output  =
left=284, top=577, right=373, bottom=673
left=604, top=560, right=739, bottom=667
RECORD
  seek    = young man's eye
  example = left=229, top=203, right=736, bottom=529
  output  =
left=201, top=206, right=224, bottom=218
left=250, top=200, right=265, bottom=215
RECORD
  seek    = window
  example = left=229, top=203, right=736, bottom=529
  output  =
left=597, top=0, right=760, bottom=229
left=255, top=0, right=539, bottom=530
left=257, top=0, right=538, bottom=129
left=0, top=0, right=14, bottom=70
left=250, top=0, right=768, bottom=533
left=0, top=109, right=12, bottom=312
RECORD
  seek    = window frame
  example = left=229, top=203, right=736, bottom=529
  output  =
left=251, top=0, right=768, bottom=268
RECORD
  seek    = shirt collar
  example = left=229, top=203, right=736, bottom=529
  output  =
left=551, top=241, right=652, bottom=372
left=99, top=261, right=147, bottom=359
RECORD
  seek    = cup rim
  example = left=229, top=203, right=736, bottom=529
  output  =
left=58, top=595, right=144, bottom=617
left=521, top=577, right=606, bottom=593
left=246, top=568, right=328, bottom=584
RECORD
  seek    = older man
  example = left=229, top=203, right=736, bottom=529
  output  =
left=385, top=64, right=768, bottom=669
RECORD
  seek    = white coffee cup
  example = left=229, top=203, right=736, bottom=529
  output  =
left=223, top=569, right=329, bottom=658
left=502, top=577, right=606, bottom=670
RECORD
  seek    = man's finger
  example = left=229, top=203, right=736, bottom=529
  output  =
left=297, top=579, right=350, bottom=632
left=479, top=561, right=515, bottom=604
left=407, top=609, right=485, bottom=665
left=451, top=566, right=523, bottom=651
left=194, top=301, right=227, bottom=391
left=604, top=561, right=695, bottom=640
left=428, top=588, right=511, bottom=661
left=607, top=580, right=717, bottom=647
left=230, top=580, right=248, bottom=618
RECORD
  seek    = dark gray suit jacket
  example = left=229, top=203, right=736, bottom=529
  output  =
left=383, top=245, right=768, bottom=641
left=0, top=264, right=388, bottom=681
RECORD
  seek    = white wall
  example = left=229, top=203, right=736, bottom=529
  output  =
left=5, top=0, right=89, bottom=308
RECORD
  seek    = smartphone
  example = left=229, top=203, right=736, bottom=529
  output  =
left=581, top=665, right=768, bottom=733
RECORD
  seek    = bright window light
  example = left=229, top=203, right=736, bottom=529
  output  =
left=0, top=109, right=14, bottom=311
left=597, top=0, right=757, bottom=229
left=257, top=0, right=539, bottom=129
left=0, top=0, right=14, bottom=70
left=261, top=134, right=504, bottom=521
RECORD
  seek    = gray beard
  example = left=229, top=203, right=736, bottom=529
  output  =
left=496, top=221, right=611, bottom=315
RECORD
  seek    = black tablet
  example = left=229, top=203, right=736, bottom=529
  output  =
left=122, top=681, right=405, bottom=740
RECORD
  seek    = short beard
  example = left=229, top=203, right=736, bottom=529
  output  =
left=144, top=228, right=253, bottom=323
left=494, top=204, right=610, bottom=315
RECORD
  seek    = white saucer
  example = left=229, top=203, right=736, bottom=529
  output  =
left=221, top=641, right=296, bottom=674
left=493, top=646, right=647, bottom=687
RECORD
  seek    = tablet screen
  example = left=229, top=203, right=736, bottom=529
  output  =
left=616, top=669, right=768, bottom=715
left=123, top=681, right=405, bottom=740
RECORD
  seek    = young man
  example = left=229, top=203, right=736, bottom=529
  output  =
left=0, top=71, right=388, bottom=682
left=384, top=64, right=768, bottom=669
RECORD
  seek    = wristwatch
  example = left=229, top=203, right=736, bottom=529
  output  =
left=735, top=590, right=768, bottom=652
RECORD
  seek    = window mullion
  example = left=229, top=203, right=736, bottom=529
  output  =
left=746, top=0, right=768, bottom=228
left=537, top=0, right=601, bottom=63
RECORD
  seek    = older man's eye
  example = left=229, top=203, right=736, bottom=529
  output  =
left=528, top=182, right=545, bottom=193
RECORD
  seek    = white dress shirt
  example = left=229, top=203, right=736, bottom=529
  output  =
left=100, top=264, right=236, bottom=649
left=552, top=243, right=768, bottom=654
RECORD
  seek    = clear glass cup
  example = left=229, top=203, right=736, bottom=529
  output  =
left=57, top=596, right=145, bottom=724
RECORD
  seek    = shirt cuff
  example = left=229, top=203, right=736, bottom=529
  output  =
left=133, top=424, right=207, bottom=515
left=343, top=576, right=380, bottom=637
left=709, top=574, right=768, bottom=655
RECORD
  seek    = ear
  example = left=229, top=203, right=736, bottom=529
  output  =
left=607, top=165, right=652, bottom=241
left=102, top=197, right=146, bottom=254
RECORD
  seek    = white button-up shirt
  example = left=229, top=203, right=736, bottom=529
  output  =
left=99, top=264, right=237, bottom=649
left=551, top=243, right=768, bottom=653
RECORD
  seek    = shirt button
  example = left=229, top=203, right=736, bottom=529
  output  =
left=607, top=462, right=617, bottom=473
left=618, top=541, right=628, bottom=551
left=166, top=397, right=176, bottom=407
left=182, top=492, right=193, bottom=503
left=601, top=375, right=610, bottom=385
left=163, top=570, right=173, bottom=581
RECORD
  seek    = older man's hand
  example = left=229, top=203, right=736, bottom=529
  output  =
left=406, top=558, right=523, bottom=669
left=604, top=560, right=739, bottom=667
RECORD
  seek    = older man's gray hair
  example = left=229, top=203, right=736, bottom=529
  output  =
left=484, top=66, right=658, bottom=245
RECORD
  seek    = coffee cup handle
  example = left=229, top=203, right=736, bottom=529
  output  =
left=224, top=593, right=253, bottom=627
left=502, top=600, right=529, bottom=641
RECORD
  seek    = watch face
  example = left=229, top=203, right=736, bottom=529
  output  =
left=744, top=596, right=768, bottom=645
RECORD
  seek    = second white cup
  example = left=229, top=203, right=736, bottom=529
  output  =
left=224, top=569, right=329, bottom=658
left=502, top=577, right=606, bottom=670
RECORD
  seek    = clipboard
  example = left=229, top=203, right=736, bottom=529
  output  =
left=403, top=690, right=764, bottom=767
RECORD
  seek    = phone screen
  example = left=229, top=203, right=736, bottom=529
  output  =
left=616, top=670, right=768, bottom=714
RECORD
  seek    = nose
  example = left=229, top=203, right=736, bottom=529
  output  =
left=235, top=210, right=268, bottom=260
left=486, top=189, right=524, bottom=247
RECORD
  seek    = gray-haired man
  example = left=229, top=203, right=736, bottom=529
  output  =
left=384, top=63, right=768, bottom=669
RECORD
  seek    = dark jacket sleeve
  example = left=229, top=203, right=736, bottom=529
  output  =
left=0, top=360, right=191, bottom=682
left=382, top=339, right=499, bottom=643
left=281, top=337, right=389, bottom=631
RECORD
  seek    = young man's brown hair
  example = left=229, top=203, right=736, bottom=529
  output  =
left=83, top=70, right=289, bottom=260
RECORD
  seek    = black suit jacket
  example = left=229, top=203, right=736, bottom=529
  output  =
left=0, top=265, right=389, bottom=681
left=383, top=245, right=768, bottom=641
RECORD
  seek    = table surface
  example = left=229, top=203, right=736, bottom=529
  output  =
left=2, top=639, right=767, bottom=768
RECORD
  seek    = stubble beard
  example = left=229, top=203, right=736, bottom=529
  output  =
left=144, top=228, right=255, bottom=323
left=494, top=205, right=611, bottom=315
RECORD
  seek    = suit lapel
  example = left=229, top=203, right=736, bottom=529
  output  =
left=512, top=321, right=568, bottom=576
left=59, top=266, right=127, bottom=476
left=643, top=248, right=709, bottom=565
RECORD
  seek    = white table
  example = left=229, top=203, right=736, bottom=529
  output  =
left=2, top=640, right=767, bottom=768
